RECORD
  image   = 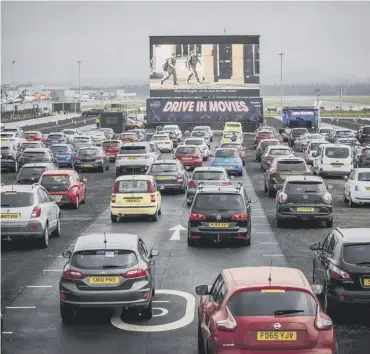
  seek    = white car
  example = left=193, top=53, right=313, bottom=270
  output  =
left=184, top=137, right=209, bottom=160
left=344, top=168, right=370, bottom=207
left=304, top=140, right=329, bottom=165
left=151, top=134, right=173, bottom=152
left=190, top=130, right=210, bottom=146
left=0, top=132, right=25, bottom=147
left=89, top=131, right=106, bottom=145
left=193, top=126, right=213, bottom=142
left=61, top=129, right=81, bottom=143
left=163, top=125, right=182, bottom=141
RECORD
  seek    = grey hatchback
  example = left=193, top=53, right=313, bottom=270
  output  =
left=59, top=233, right=159, bottom=323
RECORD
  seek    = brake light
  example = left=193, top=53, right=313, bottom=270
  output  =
left=329, top=263, right=351, bottom=279
left=96, top=156, right=102, bottom=160
left=31, top=205, right=41, bottom=218
left=123, top=268, right=148, bottom=279
left=360, top=153, right=367, bottom=158
left=177, top=173, right=184, bottom=180
left=258, top=146, right=262, bottom=150
left=190, top=212, right=206, bottom=221
left=315, top=306, right=333, bottom=331
left=279, top=192, right=288, bottom=203
left=231, top=213, right=248, bottom=221
left=216, top=308, right=237, bottom=332
left=269, top=168, right=277, bottom=178
left=62, top=267, right=85, bottom=280
left=188, top=180, right=196, bottom=187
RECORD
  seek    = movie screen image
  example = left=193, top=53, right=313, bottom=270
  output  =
left=150, top=35, right=260, bottom=98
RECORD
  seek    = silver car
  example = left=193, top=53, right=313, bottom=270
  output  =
left=260, top=146, right=293, bottom=171
left=193, top=126, right=213, bottom=142
left=190, top=130, right=211, bottom=147
left=1, top=183, right=61, bottom=248
left=59, top=233, right=159, bottom=323
left=115, top=142, right=161, bottom=177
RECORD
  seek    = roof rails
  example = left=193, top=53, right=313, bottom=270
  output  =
left=334, top=227, right=344, bottom=237
left=197, top=181, right=243, bottom=191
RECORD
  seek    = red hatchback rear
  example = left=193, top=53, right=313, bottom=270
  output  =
left=254, top=131, right=275, bottom=149
left=119, top=132, right=139, bottom=144
left=24, top=131, right=43, bottom=142
left=174, top=145, right=203, bottom=169
left=102, top=140, right=122, bottom=161
left=196, top=266, right=337, bottom=354
left=39, top=170, right=87, bottom=209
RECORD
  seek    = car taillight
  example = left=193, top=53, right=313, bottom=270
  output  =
left=177, top=173, right=184, bottom=180
left=188, top=180, right=196, bottom=187
left=216, top=308, right=237, bottom=332
left=62, top=267, right=85, bottom=280
left=323, top=192, right=332, bottom=203
left=269, top=168, right=277, bottom=178
left=96, top=156, right=102, bottom=160
left=190, top=212, right=206, bottom=221
left=258, top=146, right=262, bottom=150
left=279, top=192, right=288, bottom=203
left=360, top=153, right=367, bottom=158
left=315, top=306, right=333, bottom=331
left=231, top=213, right=248, bottom=221
left=123, top=268, right=148, bottom=279
left=75, top=156, right=80, bottom=161
left=31, top=205, right=42, bottom=218
left=329, top=263, right=351, bottom=279
left=150, top=193, right=156, bottom=202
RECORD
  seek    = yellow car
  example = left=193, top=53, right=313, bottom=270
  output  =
left=110, top=175, right=162, bottom=222
left=224, top=121, right=242, bottom=133
left=221, top=131, right=243, bottom=144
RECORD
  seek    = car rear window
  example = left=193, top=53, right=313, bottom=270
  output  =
left=269, top=149, right=291, bottom=156
left=192, top=131, right=206, bottom=137
left=21, top=143, right=40, bottom=149
left=358, top=172, right=370, bottom=181
left=336, top=131, right=352, bottom=135
left=41, top=175, right=71, bottom=191
left=285, top=182, right=326, bottom=193
left=258, top=132, right=273, bottom=137
left=1, top=191, right=34, bottom=207
left=292, top=129, right=308, bottom=136
left=18, top=167, right=47, bottom=177
left=310, top=142, right=327, bottom=150
left=22, top=151, right=46, bottom=157
left=227, top=290, right=316, bottom=316
left=117, top=180, right=149, bottom=193
left=152, top=135, right=169, bottom=141
left=48, top=134, right=63, bottom=139
left=1, top=146, right=10, bottom=151
left=308, top=134, right=324, bottom=140
left=221, top=144, right=243, bottom=150
left=193, top=194, right=244, bottom=211
left=343, top=244, right=370, bottom=265
left=71, top=250, right=138, bottom=269
left=362, top=127, right=370, bottom=134
left=192, top=171, right=226, bottom=180
left=319, top=129, right=332, bottom=134
left=79, top=148, right=99, bottom=156
left=325, top=147, right=350, bottom=158
left=185, top=139, right=203, bottom=145
left=51, top=146, right=68, bottom=153
left=120, top=133, right=136, bottom=138
left=102, top=141, right=120, bottom=147
left=262, top=141, right=279, bottom=148
left=63, top=130, right=75, bottom=135
left=277, top=160, right=307, bottom=172
left=74, top=137, right=89, bottom=142
left=226, top=124, right=240, bottom=128
left=120, top=146, right=147, bottom=154
left=361, top=148, right=370, bottom=155
left=25, top=132, right=39, bottom=137
left=151, top=164, right=178, bottom=172
left=176, top=146, right=198, bottom=154
left=215, top=150, right=238, bottom=158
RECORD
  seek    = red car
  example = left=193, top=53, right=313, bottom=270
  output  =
left=102, top=140, right=122, bottom=162
left=24, top=131, right=43, bottom=142
left=196, top=266, right=337, bottom=354
left=254, top=131, right=275, bottom=149
left=174, top=145, right=203, bottom=169
left=219, top=142, right=246, bottom=165
left=119, top=132, right=139, bottom=144
left=39, top=170, right=87, bottom=209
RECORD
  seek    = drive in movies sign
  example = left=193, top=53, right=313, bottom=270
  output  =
left=147, top=99, right=263, bottom=123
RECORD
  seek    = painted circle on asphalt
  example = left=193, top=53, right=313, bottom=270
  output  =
left=110, top=289, right=195, bottom=332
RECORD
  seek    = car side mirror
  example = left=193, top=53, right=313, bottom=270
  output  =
left=150, top=249, right=159, bottom=257
left=62, top=250, right=71, bottom=258
left=311, top=284, right=323, bottom=295
left=309, top=242, right=321, bottom=251
left=230, top=175, right=235, bottom=180
left=82, top=178, right=87, bottom=182
left=195, top=285, right=209, bottom=295
left=279, top=128, right=284, bottom=134
left=312, top=152, right=317, bottom=157
left=343, top=175, right=348, bottom=180
left=327, top=184, right=334, bottom=190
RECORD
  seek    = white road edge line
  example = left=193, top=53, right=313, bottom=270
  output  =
left=152, top=300, right=170, bottom=303
left=259, top=242, right=278, bottom=244
left=43, top=269, right=62, bottom=272
left=26, top=285, right=53, bottom=288
left=2, top=332, right=14, bottom=334
left=263, top=254, right=284, bottom=257
left=6, top=306, right=36, bottom=309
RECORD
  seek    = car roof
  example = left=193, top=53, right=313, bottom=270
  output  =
left=48, top=132, right=64, bottom=135
left=291, top=128, right=308, bottom=131
left=197, top=184, right=242, bottom=194
left=260, top=139, right=279, bottom=143
left=73, top=233, right=139, bottom=252
left=22, top=163, right=54, bottom=168
left=121, top=142, right=149, bottom=147
left=115, top=174, right=154, bottom=181
left=224, top=266, right=310, bottom=290
left=79, top=146, right=99, bottom=149
left=1, top=184, right=40, bottom=192
left=220, top=142, right=241, bottom=145
left=176, top=144, right=199, bottom=148
left=215, top=147, right=238, bottom=152
left=50, top=144, right=71, bottom=147
left=42, top=170, right=73, bottom=176
left=185, top=137, right=204, bottom=141
left=334, top=228, right=370, bottom=243
left=268, top=145, right=290, bottom=149
left=322, top=143, right=351, bottom=148
left=103, top=139, right=121, bottom=143
left=285, top=175, right=323, bottom=182
left=152, top=160, right=178, bottom=164
left=308, top=139, right=329, bottom=144
left=275, top=155, right=304, bottom=161
left=74, top=135, right=90, bottom=138
left=23, top=148, right=48, bottom=152
left=24, top=131, right=41, bottom=134
left=193, top=166, right=227, bottom=172
left=354, top=168, right=370, bottom=173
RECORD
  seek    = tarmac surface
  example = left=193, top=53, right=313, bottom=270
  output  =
left=1, top=118, right=369, bottom=354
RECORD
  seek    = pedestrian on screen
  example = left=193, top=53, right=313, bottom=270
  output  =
left=161, top=53, right=178, bottom=87
left=186, top=50, right=202, bottom=84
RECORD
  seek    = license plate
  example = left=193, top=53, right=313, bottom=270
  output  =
left=257, top=331, right=297, bottom=341
left=1, top=213, right=20, bottom=220
left=363, top=279, right=370, bottom=286
left=128, top=157, right=138, bottom=160
left=84, top=164, right=93, bottom=167
left=157, top=176, right=172, bottom=179
left=331, top=165, right=342, bottom=168
left=182, top=157, right=192, bottom=160
left=365, top=187, right=370, bottom=191
left=297, top=207, right=314, bottom=212
left=51, top=195, right=63, bottom=202
left=88, top=276, right=119, bottom=285
left=1, top=139, right=8, bottom=142
left=279, top=174, right=288, bottom=179
left=209, top=222, right=229, bottom=228
left=125, top=199, right=141, bottom=203
left=159, top=186, right=164, bottom=190
left=108, top=154, right=115, bottom=158
left=222, top=166, right=232, bottom=169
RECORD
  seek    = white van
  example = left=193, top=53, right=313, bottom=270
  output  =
left=312, top=143, right=353, bottom=177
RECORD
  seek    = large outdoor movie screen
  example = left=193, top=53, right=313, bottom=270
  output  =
left=150, top=35, right=260, bottom=98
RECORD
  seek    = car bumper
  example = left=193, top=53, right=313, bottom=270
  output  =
left=56, top=159, right=73, bottom=165
left=110, top=204, right=158, bottom=216
left=329, top=288, right=370, bottom=305
left=277, top=205, right=333, bottom=221
left=0, top=160, right=16, bottom=169
left=212, top=165, right=243, bottom=174
left=74, top=161, right=103, bottom=170
left=115, top=164, right=150, bottom=175
left=1, top=221, right=44, bottom=240
left=350, top=192, right=370, bottom=204
left=105, top=153, right=118, bottom=161
left=189, top=226, right=249, bottom=241
left=320, top=165, right=352, bottom=176
left=156, top=182, right=184, bottom=191
left=178, top=159, right=203, bottom=167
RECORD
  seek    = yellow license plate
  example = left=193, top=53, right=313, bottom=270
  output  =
left=332, top=165, right=342, bottom=168
left=84, top=164, right=93, bottom=167
left=1, top=139, right=8, bottom=142
left=88, top=276, right=119, bottom=285
left=222, top=166, right=232, bottom=169
left=125, top=199, right=141, bottom=203
left=51, top=195, right=63, bottom=201
left=157, top=176, right=172, bottom=179
left=209, top=223, right=229, bottom=227
left=297, top=207, right=314, bottom=212
left=1, top=213, right=20, bottom=220
left=182, top=157, right=192, bottom=160
left=365, top=187, right=370, bottom=191
left=257, top=331, right=297, bottom=341
left=128, top=157, right=138, bottom=160
left=363, top=279, right=370, bottom=286
left=108, top=154, right=115, bottom=157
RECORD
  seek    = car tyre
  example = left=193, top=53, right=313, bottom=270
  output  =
left=140, top=302, right=153, bottom=320
left=52, top=216, right=61, bottom=237
left=81, top=191, right=86, bottom=204
left=267, top=185, right=274, bottom=198
left=198, top=322, right=205, bottom=354
left=326, top=219, right=333, bottom=228
left=38, top=223, right=49, bottom=248
left=74, top=197, right=79, bottom=209
left=111, top=214, right=118, bottom=223
left=158, top=205, right=162, bottom=215
left=151, top=208, right=159, bottom=221
left=100, top=164, right=105, bottom=173
left=348, top=195, right=356, bottom=208
left=277, top=217, right=284, bottom=228
left=203, top=156, right=208, bottom=161
left=60, top=304, right=75, bottom=324
left=187, top=231, right=196, bottom=247
left=264, top=180, right=268, bottom=192
left=105, top=164, right=110, bottom=170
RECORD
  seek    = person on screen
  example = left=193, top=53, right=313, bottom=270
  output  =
left=160, top=53, right=178, bottom=86
left=186, top=50, right=203, bottom=84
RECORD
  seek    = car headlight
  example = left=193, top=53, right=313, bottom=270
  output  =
left=323, top=192, right=332, bottom=204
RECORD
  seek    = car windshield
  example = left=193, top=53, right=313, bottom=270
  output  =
left=151, top=164, right=178, bottom=172
left=102, top=141, right=120, bottom=147
left=120, top=133, right=136, bottom=139
left=48, top=134, right=63, bottom=139
left=21, top=143, right=40, bottom=149
left=325, top=147, right=350, bottom=158
left=51, top=146, right=68, bottom=153
left=193, top=194, right=244, bottom=211
left=79, top=149, right=99, bottom=156
left=22, top=151, right=46, bottom=157
left=62, top=130, right=75, bottom=135
left=311, top=142, right=328, bottom=150
left=285, top=182, right=326, bottom=193
left=117, top=180, right=149, bottom=193
left=41, top=175, right=71, bottom=191
left=362, top=127, right=370, bottom=134
left=71, top=250, right=138, bottom=269
left=292, top=129, right=308, bottom=136
left=152, top=135, right=169, bottom=141
left=227, top=290, right=316, bottom=316
left=258, top=131, right=273, bottom=137
left=343, top=244, right=370, bottom=265
left=221, top=144, right=243, bottom=150
left=277, top=160, right=307, bottom=172
left=215, top=150, right=238, bottom=158
left=269, top=149, right=291, bottom=155
left=192, top=171, right=226, bottom=180
left=18, top=166, right=47, bottom=177
left=176, top=146, right=198, bottom=154
left=185, top=139, right=203, bottom=145
left=358, top=172, right=370, bottom=181
left=192, top=131, right=206, bottom=137
left=120, top=146, right=147, bottom=154
left=1, top=191, right=34, bottom=207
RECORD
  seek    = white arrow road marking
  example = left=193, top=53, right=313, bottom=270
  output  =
left=169, top=225, right=187, bottom=241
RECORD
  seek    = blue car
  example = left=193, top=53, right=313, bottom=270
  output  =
left=328, top=129, right=355, bottom=143
left=45, top=132, right=68, bottom=147
left=50, top=144, right=74, bottom=167
left=210, top=148, right=244, bottom=176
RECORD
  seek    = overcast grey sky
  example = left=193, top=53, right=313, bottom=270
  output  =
left=1, top=1, right=370, bottom=85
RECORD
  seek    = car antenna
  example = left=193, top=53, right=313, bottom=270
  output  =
left=268, top=260, right=273, bottom=285
left=104, top=232, right=107, bottom=249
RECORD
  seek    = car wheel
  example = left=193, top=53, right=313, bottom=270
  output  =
left=52, top=216, right=61, bottom=237
left=151, top=208, right=159, bottom=221
left=348, top=195, right=356, bottom=208
left=204, top=156, right=208, bottom=161
left=81, top=191, right=86, bottom=204
left=343, top=192, right=348, bottom=203
left=60, top=304, right=75, bottom=324
left=74, top=197, right=79, bottom=209
left=325, top=219, right=333, bottom=228
left=276, top=217, right=284, bottom=228
left=158, top=205, right=162, bottom=215
left=264, top=180, right=268, bottom=192
left=267, top=185, right=274, bottom=198
left=198, top=322, right=206, bottom=354
left=140, top=302, right=153, bottom=320
left=111, top=214, right=118, bottom=223
left=38, top=223, right=49, bottom=248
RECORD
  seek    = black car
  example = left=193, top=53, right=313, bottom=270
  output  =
left=310, top=227, right=370, bottom=314
left=276, top=175, right=333, bottom=228
left=59, top=233, right=159, bottom=323
left=147, top=160, right=187, bottom=193
left=162, top=130, right=180, bottom=147
left=16, top=163, right=58, bottom=184
left=356, top=147, right=370, bottom=168
left=355, top=126, right=370, bottom=145
left=0, top=144, right=19, bottom=172
left=18, top=148, right=57, bottom=169
left=74, top=146, right=110, bottom=172
left=81, top=108, right=104, bottom=117
left=288, top=128, right=309, bottom=147
left=187, top=183, right=254, bottom=247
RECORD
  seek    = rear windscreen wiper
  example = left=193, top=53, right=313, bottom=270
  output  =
left=102, top=265, right=122, bottom=268
left=1, top=204, right=10, bottom=207
left=356, top=262, right=370, bottom=266
left=274, top=309, right=304, bottom=316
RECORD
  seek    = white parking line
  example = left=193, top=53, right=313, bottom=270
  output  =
left=152, top=300, right=170, bottom=303
left=6, top=306, right=36, bottom=309
left=259, top=241, right=278, bottom=244
left=43, top=269, right=62, bottom=272
left=2, top=332, right=14, bottom=334
left=26, top=285, right=53, bottom=288
left=263, top=254, right=284, bottom=257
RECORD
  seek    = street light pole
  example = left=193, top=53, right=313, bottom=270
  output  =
left=12, top=60, right=16, bottom=115
left=316, top=85, right=320, bottom=106
left=77, top=60, right=82, bottom=114
left=278, top=53, right=284, bottom=112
